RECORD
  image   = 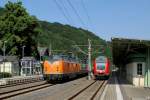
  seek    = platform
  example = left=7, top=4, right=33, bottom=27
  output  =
left=100, top=72, right=150, bottom=100
left=118, top=77, right=150, bottom=100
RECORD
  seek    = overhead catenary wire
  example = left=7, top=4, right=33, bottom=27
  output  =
left=66, top=0, right=86, bottom=28
left=74, top=45, right=88, bottom=55
left=53, top=0, right=72, bottom=24
left=81, top=0, right=93, bottom=30
left=60, top=0, right=75, bottom=26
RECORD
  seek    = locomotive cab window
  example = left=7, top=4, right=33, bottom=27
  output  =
left=137, top=63, right=142, bottom=75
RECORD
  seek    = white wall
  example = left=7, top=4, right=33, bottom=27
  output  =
left=0, top=62, right=19, bottom=76
left=0, top=62, right=11, bottom=73
left=126, top=62, right=145, bottom=87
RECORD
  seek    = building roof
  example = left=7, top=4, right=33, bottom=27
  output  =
left=21, top=57, right=35, bottom=61
left=0, top=56, right=18, bottom=62
left=111, top=38, right=149, bottom=66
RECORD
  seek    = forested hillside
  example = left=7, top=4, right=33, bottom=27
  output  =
left=0, top=2, right=110, bottom=60
left=38, top=21, right=106, bottom=51
left=0, top=7, right=4, bottom=15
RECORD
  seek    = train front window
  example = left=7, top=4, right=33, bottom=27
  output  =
left=96, top=56, right=106, bottom=63
left=96, top=63, right=105, bottom=70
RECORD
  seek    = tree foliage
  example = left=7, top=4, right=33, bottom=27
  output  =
left=0, top=1, right=40, bottom=57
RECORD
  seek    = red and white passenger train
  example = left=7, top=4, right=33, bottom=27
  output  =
left=93, top=56, right=110, bottom=79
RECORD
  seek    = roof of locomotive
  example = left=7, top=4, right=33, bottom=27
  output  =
left=96, top=56, right=107, bottom=62
left=45, top=54, right=79, bottom=62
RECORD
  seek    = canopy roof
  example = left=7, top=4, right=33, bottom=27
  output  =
left=111, top=38, right=150, bottom=66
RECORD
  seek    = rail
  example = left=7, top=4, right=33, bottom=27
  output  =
left=0, top=82, right=54, bottom=99
left=68, top=80, right=107, bottom=100
left=0, top=75, right=44, bottom=88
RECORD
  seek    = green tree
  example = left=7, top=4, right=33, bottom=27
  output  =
left=0, top=1, right=40, bottom=58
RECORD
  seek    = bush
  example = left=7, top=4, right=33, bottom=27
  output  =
left=0, top=72, right=12, bottom=78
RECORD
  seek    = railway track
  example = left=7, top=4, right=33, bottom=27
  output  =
left=0, top=77, right=108, bottom=100
left=68, top=80, right=107, bottom=100
left=0, top=80, right=44, bottom=88
left=0, top=75, right=44, bottom=88
left=0, top=82, right=54, bottom=99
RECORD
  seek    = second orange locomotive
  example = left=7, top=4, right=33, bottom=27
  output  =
left=43, top=55, right=83, bottom=80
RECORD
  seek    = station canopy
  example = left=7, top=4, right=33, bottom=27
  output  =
left=111, top=38, right=150, bottom=67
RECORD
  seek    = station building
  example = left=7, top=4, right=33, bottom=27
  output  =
left=20, top=57, right=42, bottom=76
left=0, top=56, right=20, bottom=76
left=112, top=38, right=150, bottom=87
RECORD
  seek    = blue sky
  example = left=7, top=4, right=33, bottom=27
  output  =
left=0, top=0, right=150, bottom=41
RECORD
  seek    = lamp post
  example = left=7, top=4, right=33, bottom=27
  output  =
left=21, top=45, right=25, bottom=76
left=3, top=41, right=7, bottom=78
left=22, top=45, right=25, bottom=58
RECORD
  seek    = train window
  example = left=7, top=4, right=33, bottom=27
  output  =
left=96, top=63, right=105, bottom=70
left=137, top=63, right=142, bottom=75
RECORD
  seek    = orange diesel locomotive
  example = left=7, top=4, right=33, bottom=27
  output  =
left=43, top=55, right=84, bottom=80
